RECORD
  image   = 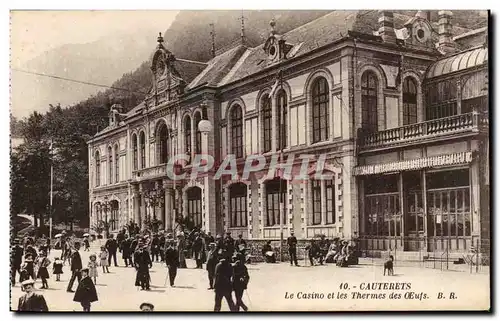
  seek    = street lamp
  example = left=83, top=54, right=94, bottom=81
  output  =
left=145, top=181, right=164, bottom=232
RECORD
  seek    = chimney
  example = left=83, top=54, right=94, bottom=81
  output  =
left=437, top=10, right=457, bottom=55
left=378, top=11, right=397, bottom=43
left=415, top=10, right=430, bottom=21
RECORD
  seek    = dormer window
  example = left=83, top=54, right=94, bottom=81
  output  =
left=263, top=19, right=294, bottom=65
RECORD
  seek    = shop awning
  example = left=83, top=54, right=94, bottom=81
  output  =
left=353, top=152, right=472, bottom=176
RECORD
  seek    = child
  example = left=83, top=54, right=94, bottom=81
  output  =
left=84, top=237, right=90, bottom=251
left=88, top=254, right=98, bottom=284
left=36, top=251, right=51, bottom=289
left=53, top=257, right=63, bottom=281
left=99, top=246, right=109, bottom=273
left=19, top=256, right=35, bottom=283
left=73, top=268, right=98, bottom=312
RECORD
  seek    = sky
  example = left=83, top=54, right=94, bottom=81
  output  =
left=10, top=11, right=179, bottom=118
left=11, top=10, right=179, bottom=67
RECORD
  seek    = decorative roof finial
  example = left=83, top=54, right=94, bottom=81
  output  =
left=239, top=10, right=247, bottom=45
left=209, top=23, right=216, bottom=58
left=270, top=18, right=276, bottom=35
left=157, top=32, right=164, bottom=46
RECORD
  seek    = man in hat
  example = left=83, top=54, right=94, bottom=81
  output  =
left=105, top=234, right=119, bottom=267
left=213, top=251, right=236, bottom=312
left=151, top=233, right=161, bottom=262
left=204, top=231, right=215, bottom=251
left=159, top=232, right=166, bottom=262
left=67, top=242, right=82, bottom=292
left=121, top=236, right=132, bottom=267
left=287, top=231, right=299, bottom=266
left=192, top=232, right=204, bottom=269
left=215, top=234, right=224, bottom=252
left=234, top=234, right=247, bottom=257
left=11, top=239, right=24, bottom=286
left=140, top=302, right=154, bottom=312
left=223, top=232, right=235, bottom=258
left=134, top=242, right=152, bottom=290
left=17, top=278, right=49, bottom=312
left=206, top=243, right=219, bottom=290
left=164, top=240, right=179, bottom=287
left=73, top=268, right=98, bottom=312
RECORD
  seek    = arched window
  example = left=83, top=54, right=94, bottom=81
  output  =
left=110, top=200, right=119, bottom=231
left=361, top=71, right=378, bottom=132
left=265, top=178, right=287, bottom=226
left=157, top=123, right=169, bottom=164
left=229, top=183, right=248, bottom=227
left=261, top=94, right=272, bottom=152
left=276, top=90, right=288, bottom=150
left=231, top=105, right=243, bottom=158
left=108, top=146, right=113, bottom=184
left=461, top=70, right=488, bottom=114
left=114, top=144, right=119, bottom=183
left=403, top=77, right=418, bottom=125
left=132, top=134, right=138, bottom=171
left=95, top=151, right=100, bottom=187
left=311, top=77, right=329, bottom=143
left=187, top=187, right=202, bottom=228
left=194, top=112, right=202, bottom=154
left=184, top=116, right=192, bottom=155
left=139, top=132, right=146, bottom=169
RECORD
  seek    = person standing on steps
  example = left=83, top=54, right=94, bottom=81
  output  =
left=66, top=242, right=82, bottom=292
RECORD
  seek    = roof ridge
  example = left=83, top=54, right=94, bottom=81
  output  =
left=176, top=58, right=208, bottom=65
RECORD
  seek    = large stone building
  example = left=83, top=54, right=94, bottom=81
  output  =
left=87, top=10, right=489, bottom=255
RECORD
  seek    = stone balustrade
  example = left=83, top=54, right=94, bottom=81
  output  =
left=359, top=112, right=487, bottom=150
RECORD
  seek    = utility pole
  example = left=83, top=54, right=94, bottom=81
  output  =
left=49, top=139, right=54, bottom=240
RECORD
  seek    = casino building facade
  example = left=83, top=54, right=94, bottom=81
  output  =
left=87, top=10, right=489, bottom=256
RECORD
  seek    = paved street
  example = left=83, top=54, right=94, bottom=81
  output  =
left=10, top=243, right=490, bottom=311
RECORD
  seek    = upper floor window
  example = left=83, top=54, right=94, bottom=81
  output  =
left=108, top=146, right=113, bottom=184
left=361, top=71, right=378, bottom=133
left=139, top=131, right=146, bottom=169
left=261, top=94, right=272, bottom=152
left=157, top=123, right=169, bottom=164
left=231, top=105, right=243, bottom=158
left=132, top=134, right=138, bottom=171
left=403, top=77, right=418, bottom=125
left=184, top=116, right=192, bottom=155
left=276, top=90, right=288, bottom=150
left=95, top=151, right=100, bottom=187
left=194, top=112, right=202, bottom=154
left=114, top=145, right=119, bottom=183
left=426, top=80, right=457, bottom=120
left=311, top=77, right=329, bottom=143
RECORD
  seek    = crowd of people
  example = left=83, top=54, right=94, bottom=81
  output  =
left=11, top=228, right=357, bottom=312
left=11, top=228, right=252, bottom=312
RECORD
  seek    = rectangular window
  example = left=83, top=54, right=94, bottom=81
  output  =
left=311, top=180, right=321, bottom=225
left=325, top=179, right=336, bottom=224
left=229, top=184, right=248, bottom=227
left=265, top=180, right=287, bottom=226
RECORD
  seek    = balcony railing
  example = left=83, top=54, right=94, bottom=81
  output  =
left=359, top=112, right=488, bottom=150
left=133, top=164, right=167, bottom=180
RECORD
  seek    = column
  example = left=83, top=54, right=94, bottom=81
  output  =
left=133, top=187, right=140, bottom=227
left=139, top=184, right=146, bottom=229
left=421, top=170, right=428, bottom=251
left=398, top=173, right=404, bottom=251
left=164, top=180, right=173, bottom=232
left=202, top=128, right=217, bottom=234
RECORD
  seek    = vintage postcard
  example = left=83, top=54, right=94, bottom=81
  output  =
left=10, top=9, right=490, bottom=312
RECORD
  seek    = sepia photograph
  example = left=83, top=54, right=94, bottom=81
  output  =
left=9, top=8, right=490, bottom=312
